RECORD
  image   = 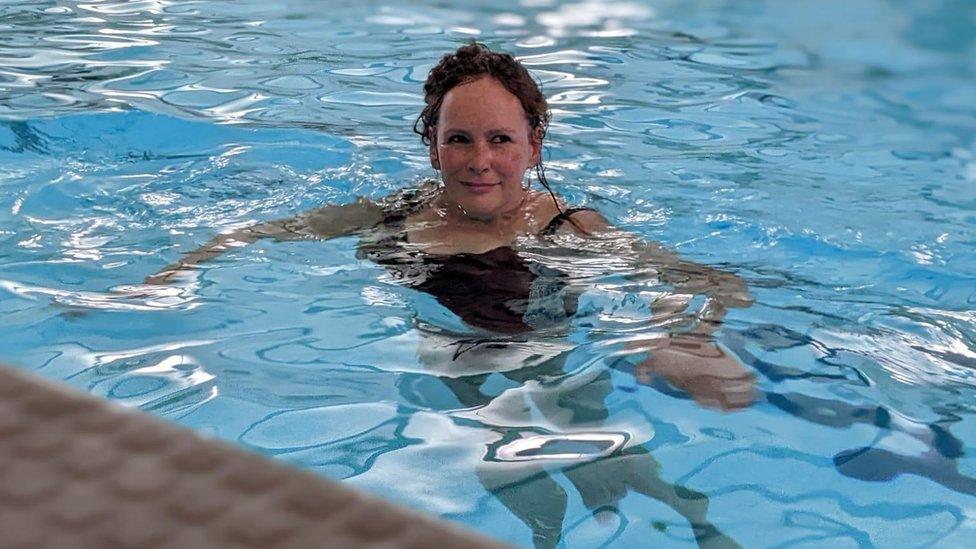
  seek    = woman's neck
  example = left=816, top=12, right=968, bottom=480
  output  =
left=434, top=190, right=529, bottom=229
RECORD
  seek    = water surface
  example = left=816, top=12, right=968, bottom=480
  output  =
left=2, top=1, right=975, bottom=547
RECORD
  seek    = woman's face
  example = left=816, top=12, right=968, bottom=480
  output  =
left=430, top=76, right=541, bottom=221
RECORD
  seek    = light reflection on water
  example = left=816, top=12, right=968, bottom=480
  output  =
left=1, top=0, right=976, bottom=547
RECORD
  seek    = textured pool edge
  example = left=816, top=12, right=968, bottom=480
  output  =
left=0, top=364, right=511, bottom=549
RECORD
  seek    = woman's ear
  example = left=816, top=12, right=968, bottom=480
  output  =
left=530, top=127, right=543, bottom=165
left=428, top=129, right=441, bottom=170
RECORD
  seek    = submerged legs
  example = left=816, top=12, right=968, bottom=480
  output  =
left=477, top=446, right=738, bottom=548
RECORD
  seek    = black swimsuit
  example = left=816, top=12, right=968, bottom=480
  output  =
left=356, top=187, right=595, bottom=334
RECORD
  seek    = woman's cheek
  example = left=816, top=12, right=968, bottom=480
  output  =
left=438, top=151, right=464, bottom=174
left=496, top=149, right=525, bottom=174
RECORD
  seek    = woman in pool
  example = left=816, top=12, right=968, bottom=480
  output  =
left=147, top=42, right=750, bottom=547
left=147, top=43, right=752, bottom=407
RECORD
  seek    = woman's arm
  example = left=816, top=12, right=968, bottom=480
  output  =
left=561, top=209, right=756, bottom=410
left=560, top=210, right=751, bottom=312
left=145, top=198, right=384, bottom=285
left=630, top=237, right=755, bottom=410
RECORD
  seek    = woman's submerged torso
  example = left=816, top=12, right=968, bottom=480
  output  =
left=355, top=184, right=595, bottom=334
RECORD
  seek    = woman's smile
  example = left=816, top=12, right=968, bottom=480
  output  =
left=460, top=180, right=501, bottom=193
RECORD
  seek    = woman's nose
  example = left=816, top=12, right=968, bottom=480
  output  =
left=467, top=141, right=491, bottom=173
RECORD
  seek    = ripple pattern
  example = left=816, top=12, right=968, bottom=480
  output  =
left=2, top=0, right=976, bottom=547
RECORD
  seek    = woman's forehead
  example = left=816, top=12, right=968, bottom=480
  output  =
left=438, top=77, right=528, bottom=126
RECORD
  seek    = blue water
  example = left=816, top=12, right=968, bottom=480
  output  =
left=2, top=0, right=975, bottom=546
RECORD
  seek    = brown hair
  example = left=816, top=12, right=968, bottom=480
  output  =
left=414, top=42, right=549, bottom=145
left=414, top=42, right=563, bottom=210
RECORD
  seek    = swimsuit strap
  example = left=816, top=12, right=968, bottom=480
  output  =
left=540, top=207, right=596, bottom=236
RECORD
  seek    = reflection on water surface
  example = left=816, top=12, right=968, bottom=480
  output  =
left=1, top=0, right=975, bottom=547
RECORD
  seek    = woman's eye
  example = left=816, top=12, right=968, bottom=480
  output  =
left=447, top=135, right=469, bottom=143
left=491, top=135, right=512, bottom=144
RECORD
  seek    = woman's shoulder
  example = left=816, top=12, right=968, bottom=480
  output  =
left=528, top=193, right=609, bottom=236
left=284, top=181, right=437, bottom=239
left=375, top=179, right=440, bottom=217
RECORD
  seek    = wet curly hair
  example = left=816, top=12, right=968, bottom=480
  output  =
left=414, top=42, right=549, bottom=145
left=414, top=42, right=560, bottom=205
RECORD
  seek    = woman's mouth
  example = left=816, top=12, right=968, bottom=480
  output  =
left=461, top=181, right=500, bottom=193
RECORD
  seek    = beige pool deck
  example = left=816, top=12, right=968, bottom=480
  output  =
left=0, top=364, right=509, bottom=548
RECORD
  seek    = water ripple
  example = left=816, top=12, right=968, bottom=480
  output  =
left=0, top=278, right=199, bottom=311
left=2, top=1, right=975, bottom=547
left=89, top=352, right=217, bottom=414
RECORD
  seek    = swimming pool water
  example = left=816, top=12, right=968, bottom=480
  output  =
left=2, top=1, right=975, bottom=547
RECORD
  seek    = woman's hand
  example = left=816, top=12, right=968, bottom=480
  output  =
left=634, top=334, right=755, bottom=411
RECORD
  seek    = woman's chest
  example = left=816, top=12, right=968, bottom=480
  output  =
left=406, top=224, right=517, bottom=255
